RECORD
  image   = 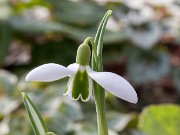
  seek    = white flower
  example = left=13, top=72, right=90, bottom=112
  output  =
left=25, top=43, right=138, bottom=103
left=25, top=63, right=138, bottom=103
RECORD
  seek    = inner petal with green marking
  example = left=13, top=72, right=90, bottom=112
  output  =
left=71, top=66, right=91, bottom=101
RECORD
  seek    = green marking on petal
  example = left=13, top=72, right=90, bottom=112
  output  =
left=72, top=68, right=89, bottom=101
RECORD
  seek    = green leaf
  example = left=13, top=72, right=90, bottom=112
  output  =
left=22, top=92, right=48, bottom=135
left=94, top=10, right=112, bottom=71
left=139, top=104, right=180, bottom=135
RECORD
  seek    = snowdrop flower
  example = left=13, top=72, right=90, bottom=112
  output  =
left=26, top=42, right=138, bottom=103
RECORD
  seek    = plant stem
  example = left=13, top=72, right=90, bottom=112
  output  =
left=84, top=37, right=98, bottom=67
left=90, top=10, right=112, bottom=135
left=85, top=36, right=109, bottom=135
left=94, top=83, right=108, bottom=135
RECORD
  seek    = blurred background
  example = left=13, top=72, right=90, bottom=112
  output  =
left=0, top=0, right=180, bottom=135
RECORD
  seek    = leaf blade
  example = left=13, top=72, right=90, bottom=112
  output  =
left=22, top=92, right=48, bottom=135
left=94, top=10, right=112, bottom=71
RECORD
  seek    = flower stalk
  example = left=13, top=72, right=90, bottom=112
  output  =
left=91, top=10, right=112, bottom=135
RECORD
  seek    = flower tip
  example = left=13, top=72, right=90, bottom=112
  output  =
left=133, top=99, right=138, bottom=104
left=25, top=75, right=30, bottom=81
left=25, top=73, right=33, bottom=81
left=25, top=71, right=41, bottom=82
left=130, top=94, right=138, bottom=104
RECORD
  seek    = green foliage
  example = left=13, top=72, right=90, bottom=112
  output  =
left=139, top=104, right=180, bottom=135
left=22, top=92, right=48, bottom=135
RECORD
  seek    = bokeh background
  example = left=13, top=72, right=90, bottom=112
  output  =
left=0, top=0, right=180, bottom=135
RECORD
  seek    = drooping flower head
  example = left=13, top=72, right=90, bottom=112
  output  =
left=26, top=39, right=138, bottom=103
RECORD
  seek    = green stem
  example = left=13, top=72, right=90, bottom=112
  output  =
left=84, top=37, right=98, bottom=67
left=85, top=37, right=109, bottom=135
left=94, top=83, right=108, bottom=135
left=92, top=10, right=112, bottom=135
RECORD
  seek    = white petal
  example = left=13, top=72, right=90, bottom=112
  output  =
left=63, top=75, right=74, bottom=96
left=67, top=63, right=79, bottom=73
left=26, top=63, right=74, bottom=82
left=86, top=66, right=138, bottom=103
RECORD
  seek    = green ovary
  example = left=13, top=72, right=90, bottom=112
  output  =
left=76, top=43, right=91, bottom=66
left=72, top=69, right=89, bottom=101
